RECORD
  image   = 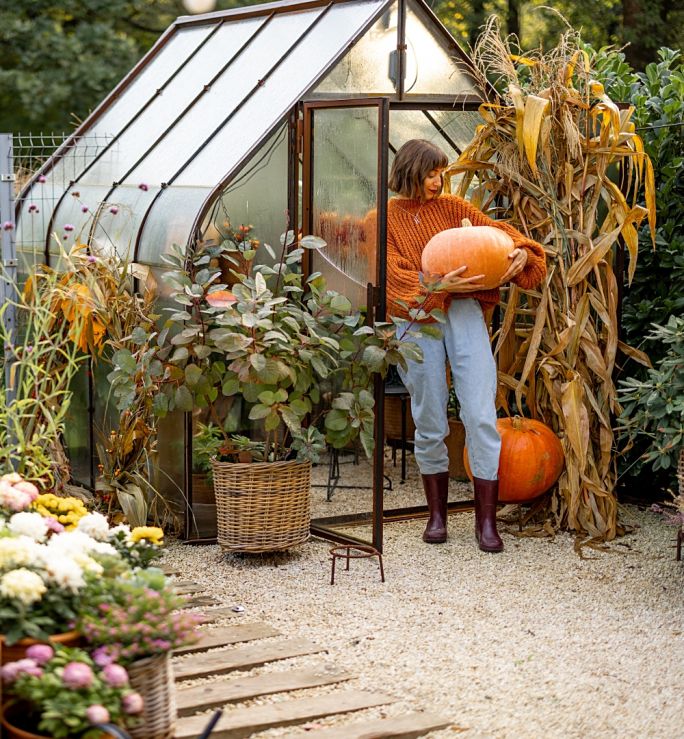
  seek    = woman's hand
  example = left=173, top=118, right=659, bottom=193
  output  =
left=499, top=248, right=528, bottom=284
left=422, top=266, right=485, bottom=294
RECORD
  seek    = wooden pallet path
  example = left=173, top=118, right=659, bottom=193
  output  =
left=175, top=690, right=394, bottom=739
left=169, top=581, right=451, bottom=738
left=175, top=663, right=350, bottom=717
left=173, top=636, right=325, bottom=681
left=174, top=623, right=279, bottom=656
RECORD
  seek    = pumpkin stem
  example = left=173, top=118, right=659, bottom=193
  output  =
left=461, top=218, right=473, bottom=228
left=511, top=415, right=524, bottom=430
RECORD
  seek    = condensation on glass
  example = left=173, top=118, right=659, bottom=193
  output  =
left=310, top=106, right=380, bottom=311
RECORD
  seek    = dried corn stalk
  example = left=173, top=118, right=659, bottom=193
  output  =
left=445, top=20, right=656, bottom=539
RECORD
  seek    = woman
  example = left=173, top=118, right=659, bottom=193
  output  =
left=387, top=139, right=546, bottom=552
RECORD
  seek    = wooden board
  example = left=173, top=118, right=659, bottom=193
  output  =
left=194, top=607, right=246, bottom=624
left=173, top=582, right=206, bottom=595
left=173, top=638, right=325, bottom=681
left=292, top=712, right=454, bottom=738
left=174, top=623, right=280, bottom=655
left=177, top=595, right=221, bottom=609
left=175, top=663, right=350, bottom=716
left=174, top=689, right=394, bottom=739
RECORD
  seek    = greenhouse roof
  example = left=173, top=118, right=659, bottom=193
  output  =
left=17, top=0, right=481, bottom=267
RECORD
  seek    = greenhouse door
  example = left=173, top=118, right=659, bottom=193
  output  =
left=302, top=98, right=389, bottom=552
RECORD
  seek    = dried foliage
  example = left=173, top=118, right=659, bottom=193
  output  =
left=445, top=19, right=656, bottom=539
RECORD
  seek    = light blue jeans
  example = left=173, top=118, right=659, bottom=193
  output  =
left=396, top=298, right=501, bottom=479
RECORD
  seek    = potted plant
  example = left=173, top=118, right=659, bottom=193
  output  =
left=77, top=567, right=201, bottom=739
left=0, top=475, right=165, bottom=660
left=0, top=644, right=143, bottom=739
left=190, top=422, right=224, bottom=505
left=109, top=226, right=433, bottom=552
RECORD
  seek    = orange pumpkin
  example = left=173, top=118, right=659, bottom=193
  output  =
left=463, top=416, right=564, bottom=503
left=421, top=218, right=514, bottom=289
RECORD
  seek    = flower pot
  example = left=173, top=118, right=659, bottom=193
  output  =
left=127, top=652, right=176, bottom=739
left=0, top=630, right=83, bottom=666
left=211, top=458, right=311, bottom=553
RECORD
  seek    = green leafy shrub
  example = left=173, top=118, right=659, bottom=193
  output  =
left=617, top=316, right=684, bottom=477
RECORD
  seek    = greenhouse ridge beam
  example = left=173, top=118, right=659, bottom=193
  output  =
left=174, top=0, right=362, bottom=26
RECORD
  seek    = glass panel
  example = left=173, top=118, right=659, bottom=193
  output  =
left=48, top=185, right=112, bottom=259
left=89, top=185, right=160, bottom=261
left=312, top=2, right=399, bottom=96
left=308, top=104, right=382, bottom=544
left=404, top=0, right=479, bottom=97
left=127, top=9, right=324, bottom=186
left=45, top=27, right=212, bottom=195
left=137, top=187, right=212, bottom=265
left=81, top=19, right=266, bottom=188
left=200, top=124, right=289, bottom=267
left=176, top=0, right=387, bottom=187
left=388, top=109, right=460, bottom=163
left=63, top=365, right=91, bottom=487
left=310, top=106, right=379, bottom=310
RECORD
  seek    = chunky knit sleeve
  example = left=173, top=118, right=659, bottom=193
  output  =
left=386, top=220, right=451, bottom=322
left=451, top=197, right=547, bottom=290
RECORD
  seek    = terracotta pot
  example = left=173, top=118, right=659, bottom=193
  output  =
left=0, top=630, right=83, bottom=666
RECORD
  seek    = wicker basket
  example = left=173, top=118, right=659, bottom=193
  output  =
left=127, top=652, right=176, bottom=739
left=211, top=458, right=311, bottom=553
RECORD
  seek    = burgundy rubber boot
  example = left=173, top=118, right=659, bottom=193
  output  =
left=473, top=477, right=504, bottom=552
left=421, top=471, right=449, bottom=543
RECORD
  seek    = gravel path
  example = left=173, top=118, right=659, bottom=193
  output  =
left=163, top=499, right=683, bottom=739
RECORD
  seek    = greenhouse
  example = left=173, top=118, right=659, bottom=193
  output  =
left=15, top=0, right=486, bottom=547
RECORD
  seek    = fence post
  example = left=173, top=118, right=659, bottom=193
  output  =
left=0, top=132, right=17, bottom=402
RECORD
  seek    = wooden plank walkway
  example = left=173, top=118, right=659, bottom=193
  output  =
left=175, top=663, right=350, bottom=717
left=170, top=579, right=451, bottom=738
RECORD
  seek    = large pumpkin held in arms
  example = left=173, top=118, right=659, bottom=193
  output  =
left=463, top=417, right=565, bottom=503
left=421, top=218, right=514, bottom=289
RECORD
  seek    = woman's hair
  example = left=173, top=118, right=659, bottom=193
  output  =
left=388, top=139, right=448, bottom=199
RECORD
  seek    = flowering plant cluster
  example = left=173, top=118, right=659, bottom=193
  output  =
left=0, top=473, right=40, bottom=512
left=78, top=567, right=201, bottom=665
left=1, top=644, right=143, bottom=738
left=32, top=492, right=89, bottom=529
left=0, top=483, right=165, bottom=644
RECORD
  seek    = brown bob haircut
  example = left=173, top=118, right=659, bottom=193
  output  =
left=388, top=139, right=448, bottom=199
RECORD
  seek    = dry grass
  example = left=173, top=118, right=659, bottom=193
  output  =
left=444, top=18, right=656, bottom=540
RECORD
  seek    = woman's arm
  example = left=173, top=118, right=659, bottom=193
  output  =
left=452, top=197, right=547, bottom=290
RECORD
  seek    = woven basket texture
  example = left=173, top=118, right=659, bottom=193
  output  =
left=127, top=652, right=176, bottom=739
left=211, top=458, right=311, bottom=553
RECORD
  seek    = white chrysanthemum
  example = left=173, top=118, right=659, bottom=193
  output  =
left=46, top=530, right=116, bottom=558
left=0, top=535, right=43, bottom=569
left=8, top=512, right=49, bottom=542
left=0, top=567, right=46, bottom=604
left=108, top=523, right=131, bottom=539
left=43, top=555, right=85, bottom=592
left=76, top=512, right=111, bottom=541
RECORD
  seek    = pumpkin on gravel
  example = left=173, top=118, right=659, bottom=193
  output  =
left=463, top=416, right=565, bottom=503
left=421, top=218, right=514, bottom=289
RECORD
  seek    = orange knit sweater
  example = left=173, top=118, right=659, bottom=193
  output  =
left=386, top=194, right=547, bottom=322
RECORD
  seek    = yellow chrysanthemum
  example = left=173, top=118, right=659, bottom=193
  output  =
left=130, top=526, right=164, bottom=546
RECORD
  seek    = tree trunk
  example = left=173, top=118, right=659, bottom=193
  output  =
left=468, top=0, right=487, bottom=49
left=508, top=0, right=521, bottom=40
